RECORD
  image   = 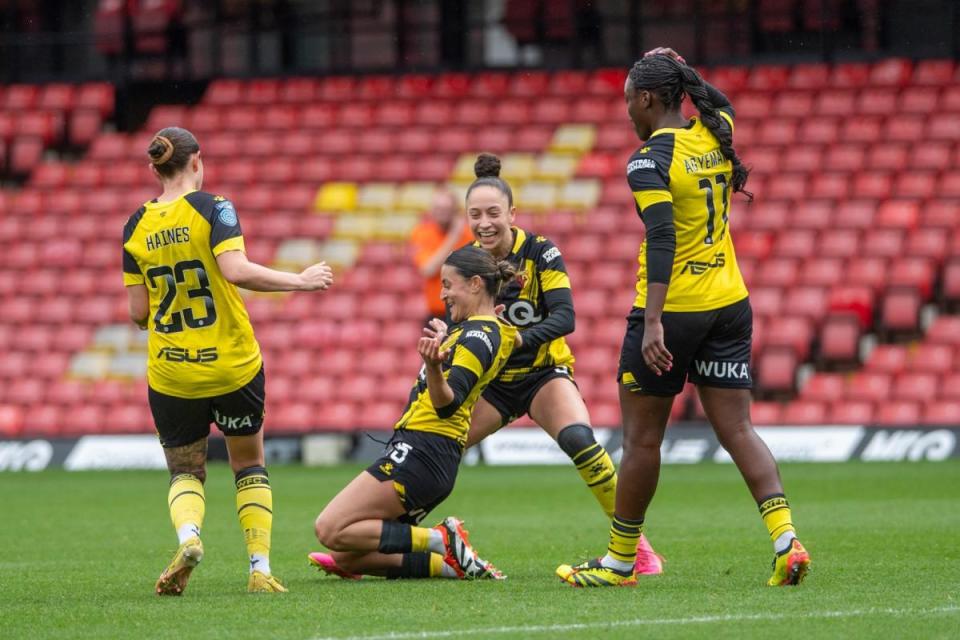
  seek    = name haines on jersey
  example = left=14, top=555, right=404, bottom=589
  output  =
left=122, top=190, right=262, bottom=398
left=495, top=228, right=574, bottom=379
left=627, top=115, right=749, bottom=312
left=394, top=317, right=517, bottom=448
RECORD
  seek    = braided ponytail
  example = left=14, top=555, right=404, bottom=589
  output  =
left=629, top=55, right=752, bottom=199
left=678, top=65, right=752, bottom=199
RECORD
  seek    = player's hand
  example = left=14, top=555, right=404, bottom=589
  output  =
left=642, top=321, right=673, bottom=376
left=418, top=336, right=449, bottom=366
left=644, top=47, right=686, bottom=64
left=299, top=262, right=334, bottom=291
left=423, top=318, right=448, bottom=342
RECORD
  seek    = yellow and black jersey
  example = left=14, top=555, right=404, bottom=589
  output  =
left=491, top=227, right=575, bottom=382
left=395, top=316, right=517, bottom=448
left=627, top=112, right=749, bottom=312
left=122, top=190, right=262, bottom=398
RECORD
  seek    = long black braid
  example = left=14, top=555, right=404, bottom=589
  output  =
left=628, top=55, right=752, bottom=198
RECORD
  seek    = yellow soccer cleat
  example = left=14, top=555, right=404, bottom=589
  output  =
left=248, top=570, right=288, bottom=593
left=556, top=558, right=637, bottom=588
left=155, top=537, right=204, bottom=596
left=768, top=538, right=811, bottom=586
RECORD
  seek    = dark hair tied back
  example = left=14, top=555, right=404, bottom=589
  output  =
left=146, top=126, right=201, bottom=179
left=466, top=152, right=513, bottom=207
left=629, top=55, right=752, bottom=199
left=445, top=245, right=517, bottom=299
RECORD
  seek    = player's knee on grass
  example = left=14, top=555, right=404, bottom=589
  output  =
left=314, top=513, right=349, bottom=551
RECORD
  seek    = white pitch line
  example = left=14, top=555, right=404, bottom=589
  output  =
left=312, top=605, right=960, bottom=640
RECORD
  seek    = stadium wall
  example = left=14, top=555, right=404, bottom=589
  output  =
left=2, top=426, right=958, bottom=472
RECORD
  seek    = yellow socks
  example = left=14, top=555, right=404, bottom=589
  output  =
left=235, top=466, right=273, bottom=574
left=759, top=493, right=797, bottom=553
left=602, top=514, right=644, bottom=571
left=556, top=424, right=618, bottom=519
left=575, top=444, right=619, bottom=519
left=168, top=473, right=205, bottom=543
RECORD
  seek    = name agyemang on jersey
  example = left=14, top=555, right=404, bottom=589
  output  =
left=489, top=227, right=575, bottom=382
left=394, top=316, right=517, bottom=447
left=627, top=112, right=749, bottom=312
left=122, top=190, right=262, bottom=398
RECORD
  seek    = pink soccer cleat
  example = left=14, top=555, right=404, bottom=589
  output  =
left=634, top=533, right=664, bottom=575
left=308, top=552, right=362, bottom=580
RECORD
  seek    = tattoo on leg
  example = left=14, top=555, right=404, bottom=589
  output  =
left=164, top=438, right=208, bottom=483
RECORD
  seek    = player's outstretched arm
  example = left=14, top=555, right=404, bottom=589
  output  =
left=217, top=249, right=334, bottom=292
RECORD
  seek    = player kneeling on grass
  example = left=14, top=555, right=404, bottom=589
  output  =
left=310, top=246, right=517, bottom=580
left=123, top=127, right=334, bottom=595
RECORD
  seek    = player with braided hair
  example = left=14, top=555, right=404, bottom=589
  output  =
left=557, top=48, right=810, bottom=588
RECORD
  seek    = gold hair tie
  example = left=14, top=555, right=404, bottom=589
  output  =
left=151, top=135, right=175, bottom=165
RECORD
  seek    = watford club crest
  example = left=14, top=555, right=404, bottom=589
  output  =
left=514, top=272, right=527, bottom=289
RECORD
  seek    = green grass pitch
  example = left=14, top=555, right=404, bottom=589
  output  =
left=4, top=461, right=959, bottom=639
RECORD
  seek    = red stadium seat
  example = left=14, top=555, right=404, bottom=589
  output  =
left=907, top=344, right=955, bottom=374
left=843, top=117, right=883, bottom=144
left=880, top=288, right=921, bottom=337
left=893, top=372, right=939, bottom=403
left=753, top=258, right=798, bottom=289
left=22, top=405, right=62, bottom=437
left=756, top=348, right=797, bottom=397
left=927, top=114, right=960, bottom=143
left=818, top=229, right=861, bottom=259
left=247, top=79, right=281, bottom=105
left=924, top=401, right=960, bottom=425
left=279, top=78, right=317, bottom=104
left=875, top=401, right=921, bottom=426
left=396, top=74, right=434, bottom=99
left=888, top=257, right=935, bottom=300
left=799, top=257, right=845, bottom=287
left=787, top=63, right=829, bottom=90
left=773, top=229, right=816, bottom=258
left=857, top=88, right=897, bottom=115
left=749, top=287, right=783, bottom=317
left=870, top=59, right=912, bottom=86
left=866, top=143, right=907, bottom=171
left=751, top=401, right=782, bottom=425
left=847, top=372, right=891, bottom=403
left=782, top=400, right=827, bottom=425
left=824, top=145, right=865, bottom=172
left=800, top=373, right=846, bottom=403
left=829, top=400, right=874, bottom=424
left=818, top=314, right=861, bottom=366
left=9, top=137, right=45, bottom=175
left=845, top=257, right=887, bottom=292
left=0, top=405, right=24, bottom=437
left=887, top=116, right=925, bottom=142
left=862, top=229, right=904, bottom=259
left=832, top=201, right=874, bottom=230
left=771, top=91, right=815, bottom=118
left=851, top=172, right=892, bottom=200
left=912, top=59, right=954, bottom=86
left=925, top=316, right=960, bottom=346
left=765, top=317, right=813, bottom=359
left=865, top=344, right=908, bottom=373
left=815, top=91, right=856, bottom=116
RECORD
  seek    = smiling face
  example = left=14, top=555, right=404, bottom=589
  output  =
left=467, top=184, right=515, bottom=259
left=440, top=264, right=484, bottom=323
left=625, top=76, right=654, bottom=141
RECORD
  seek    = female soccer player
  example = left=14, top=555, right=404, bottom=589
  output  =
left=123, top=127, right=334, bottom=595
left=558, top=49, right=810, bottom=587
left=309, top=245, right=517, bottom=580
left=429, top=153, right=662, bottom=575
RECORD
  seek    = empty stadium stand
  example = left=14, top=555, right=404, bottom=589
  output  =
left=1, top=58, right=959, bottom=437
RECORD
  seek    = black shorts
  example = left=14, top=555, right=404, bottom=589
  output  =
left=148, top=367, right=266, bottom=448
left=366, top=429, right=462, bottom=525
left=618, top=297, right=753, bottom=396
left=481, top=365, right=576, bottom=426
